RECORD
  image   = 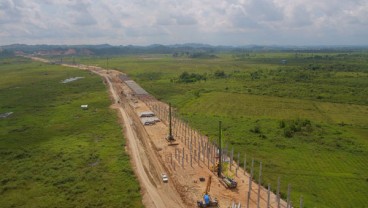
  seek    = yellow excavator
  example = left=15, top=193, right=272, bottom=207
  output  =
left=197, top=176, right=219, bottom=207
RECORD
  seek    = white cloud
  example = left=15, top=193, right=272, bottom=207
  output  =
left=0, top=0, right=367, bottom=45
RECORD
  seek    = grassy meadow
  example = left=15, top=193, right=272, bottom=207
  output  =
left=0, top=58, right=142, bottom=208
left=77, top=51, right=368, bottom=208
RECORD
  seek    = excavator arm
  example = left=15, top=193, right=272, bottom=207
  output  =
left=205, top=176, right=212, bottom=194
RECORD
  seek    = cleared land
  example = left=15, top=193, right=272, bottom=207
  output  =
left=0, top=58, right=142, bottom=207
left=79, top=66, right=288, bottom=207
left=77, top=52, right=368, bottom=208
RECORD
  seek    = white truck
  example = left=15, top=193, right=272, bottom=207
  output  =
left=161, top=173, right=168, bottom=183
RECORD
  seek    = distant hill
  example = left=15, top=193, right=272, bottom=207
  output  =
left=1, top=43, right=367, bottom=57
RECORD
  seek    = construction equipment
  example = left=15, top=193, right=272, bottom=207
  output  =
left=221, top=177, right=237, bottom=189
left=210, top=162, right=219, bottom=172
left=211, top=162, right=237, bottom=189
left=214, top=121, right=237, bottom=189
left=204, top=176, right=212, bottom=195
left=166, top=103, right=178, bottom=146
left=197, top=176, right=219, bottom=207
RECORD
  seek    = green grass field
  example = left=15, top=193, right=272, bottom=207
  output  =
left=77, top=52, right=368, bottom=208
left=0, top=58, right=143, bottom=208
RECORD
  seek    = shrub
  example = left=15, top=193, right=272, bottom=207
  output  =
left=284, top=127, right=294, bottom=138
left=282, top=119, right=314, bottom=138
left=251, top=125, right=261, bottom=134
left=279, top=120, right=286, bottom=128
left=213, top=70, right=226, bottom=78
left=178, top=71, right=206, bottom=83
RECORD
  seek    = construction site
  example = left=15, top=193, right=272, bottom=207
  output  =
left=31, top=57, right=293, bottom=208
left=97, top=67, right=294, bottom=208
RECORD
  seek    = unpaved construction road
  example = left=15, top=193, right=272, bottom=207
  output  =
left=103, top=72, right=185, bottom=208
left=29, top=56, right=288, bottom=208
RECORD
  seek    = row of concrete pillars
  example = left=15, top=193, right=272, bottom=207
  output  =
left=145, top=101, right=303, bottom=208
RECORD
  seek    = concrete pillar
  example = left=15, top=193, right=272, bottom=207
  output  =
left=158, top=105, right=161, bottom=118
left=257, top=162, right=262, bottom=208
left=251, top=158, right=254, bottom=177
left=190, top=137, right=192, bottom=151
left=171, top=153, right=173, bottom=166
left=267, top=184, right=271, bottom=208
left=225, top=143, right=229, bottom=157
left=184, top=123, right=187, bottom=142
left=207, top=147, right=210, bottom=168
left=190, top=153, right=193, bottom=167
left=300, top=195, right=303, bottom=208
left=198, top=145, right=201, bottom=166
left=230, top=147, right=234, bottom=171
left=202, top=142, right=205, bottom=162
left=247, top=174, right=252, bottom=208
left=287, top=184, right=291, bottom=208
left=244, top=156, right=247, bottom=175
left=237, top=152, right=240, bottom=176
left=190, top=129, right=193, bottom=146
left=277, top=177, right=281, bottom=208
left=185, top=123, right=189, bottom=144
left=223, top=148, right=226, bottom=163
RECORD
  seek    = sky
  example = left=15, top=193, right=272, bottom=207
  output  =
left=1, top=0, right=368, bottom=46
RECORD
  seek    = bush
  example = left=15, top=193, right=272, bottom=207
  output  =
left=279, top=120, right=286, bottom=128
left=214, top=70, right=226, bottom=78
left=178, top=71, right=206, bottom=83
left=282, top=119, right=313, bottom=138
left=284, top=127, right=294, bottom=138
left=251, top=125, right=261, bottom=134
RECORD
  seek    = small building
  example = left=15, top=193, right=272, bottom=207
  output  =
left=139, top=111, right=155, bottom=118
left=81, top=105, right=88, bottom=110
left=140, top=117, right=160, bottom=125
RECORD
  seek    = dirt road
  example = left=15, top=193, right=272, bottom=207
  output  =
left=103, top=72, right=185, bottom=208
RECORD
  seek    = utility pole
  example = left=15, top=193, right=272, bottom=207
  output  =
left=218, top=121, right=222, bottom=177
